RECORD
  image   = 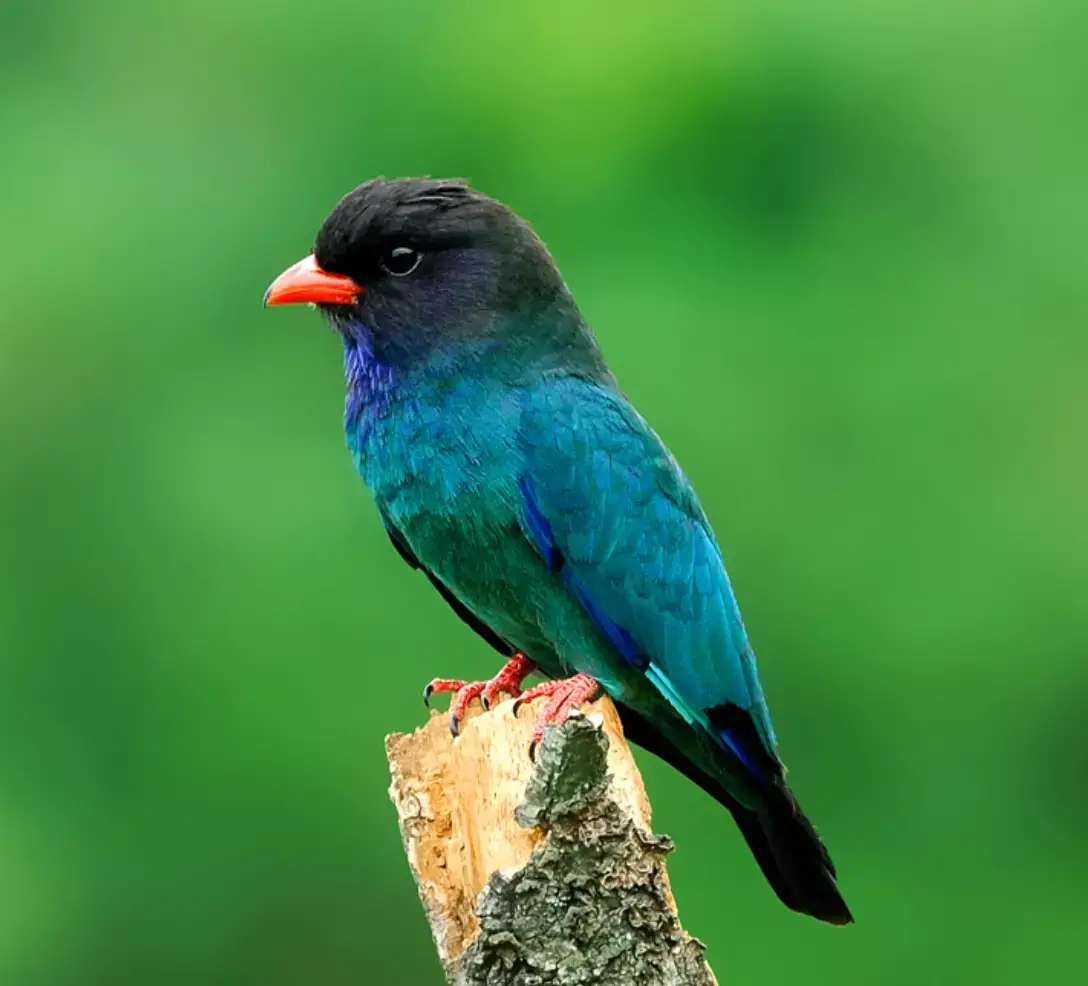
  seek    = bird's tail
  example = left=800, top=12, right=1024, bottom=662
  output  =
left=614, top=703, right=851, bottom=924
left=725, top=777, right=853, bottom=926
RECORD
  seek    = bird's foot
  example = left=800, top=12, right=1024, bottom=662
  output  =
left=423, top=652, right=536, bottom=736
left=513, top=673, right=601, bottom=758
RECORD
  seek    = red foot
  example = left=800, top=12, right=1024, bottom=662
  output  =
left=513, top=673, right=601, bottom=756
left=424, top=652, right=536, bottom=736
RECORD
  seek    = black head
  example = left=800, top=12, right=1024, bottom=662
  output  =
left=266, top=177, right=596, bottom=372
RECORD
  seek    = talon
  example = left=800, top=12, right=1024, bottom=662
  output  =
left=448, top=681, right=486, bottom=737
left=481, top=652, right=534, bottom=709
left=420, top=654, right=537, bottom=734
left=424, top=678, right=467, bottom=710
left=518, top=674, right=601, bottom=756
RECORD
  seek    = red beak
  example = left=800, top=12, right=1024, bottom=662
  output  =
left=263, top=254, right=364, bottom=307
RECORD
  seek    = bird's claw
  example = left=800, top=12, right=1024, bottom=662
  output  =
left=423, top=678, right=466, bottom=709
left=514, top=673, right=601, bottom=755
left=423, top=653, right=536, bottom=737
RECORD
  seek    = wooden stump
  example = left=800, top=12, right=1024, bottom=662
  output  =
left=386, top=695, right=718, bottom=985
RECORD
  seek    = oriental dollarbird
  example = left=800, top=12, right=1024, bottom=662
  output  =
left=264, top=178, right=852, bottom=925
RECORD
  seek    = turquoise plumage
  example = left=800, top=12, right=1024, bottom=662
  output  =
left=519, top=377, right=776, bottom=749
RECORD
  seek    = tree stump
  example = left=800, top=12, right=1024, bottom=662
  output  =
left=385, top=695, right=718, bottom=985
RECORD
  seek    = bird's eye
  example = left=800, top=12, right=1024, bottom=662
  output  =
left=380, top=247, right=423, bottom=277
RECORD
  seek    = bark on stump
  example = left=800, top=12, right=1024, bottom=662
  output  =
left=385, top=696, right=718, bottom=985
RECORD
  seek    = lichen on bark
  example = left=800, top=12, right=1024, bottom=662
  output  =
left=455, top=713, right=716, bottom=986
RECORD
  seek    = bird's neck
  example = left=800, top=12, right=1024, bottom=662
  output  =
left=343, top=332, right=396, bottom=439
left=340, top=301, right=614, bottom=438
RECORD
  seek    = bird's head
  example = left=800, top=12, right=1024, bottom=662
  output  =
left=264, top=177, right=602, bottom=375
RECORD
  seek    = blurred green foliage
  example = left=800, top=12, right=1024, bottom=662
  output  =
left=1, top=1, right=1086, bottom=983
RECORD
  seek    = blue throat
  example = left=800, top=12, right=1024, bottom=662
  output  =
left=342, top=317, right=504, bottom=437
left=343, top=330, right=396, bottom=440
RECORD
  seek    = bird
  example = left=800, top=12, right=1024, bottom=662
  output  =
left=264, top=177, right=852, bottom=925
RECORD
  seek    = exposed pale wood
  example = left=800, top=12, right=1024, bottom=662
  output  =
left=386, top=695, right=717, bottom=985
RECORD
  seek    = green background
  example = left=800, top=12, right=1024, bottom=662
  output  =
left=2, top=2, right=1086, bottom=983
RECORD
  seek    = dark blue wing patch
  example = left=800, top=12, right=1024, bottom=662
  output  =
left=565, top=571, right=650, bottom=671
left=519, top=476, right=563, bottom=572
left=706, top=703, right=780, bottom=785
left=521, top=477, right=649, bottom=671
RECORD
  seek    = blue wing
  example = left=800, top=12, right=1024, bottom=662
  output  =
left=518, top=376, right=778, bottom=768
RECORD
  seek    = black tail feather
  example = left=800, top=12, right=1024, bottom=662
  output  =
left=749, top=779, right=852, bottom=925
left=616, top=702, right=853, bottom=925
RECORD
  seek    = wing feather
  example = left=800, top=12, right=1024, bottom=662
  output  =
left=518, top=377, right=778, bottom=756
